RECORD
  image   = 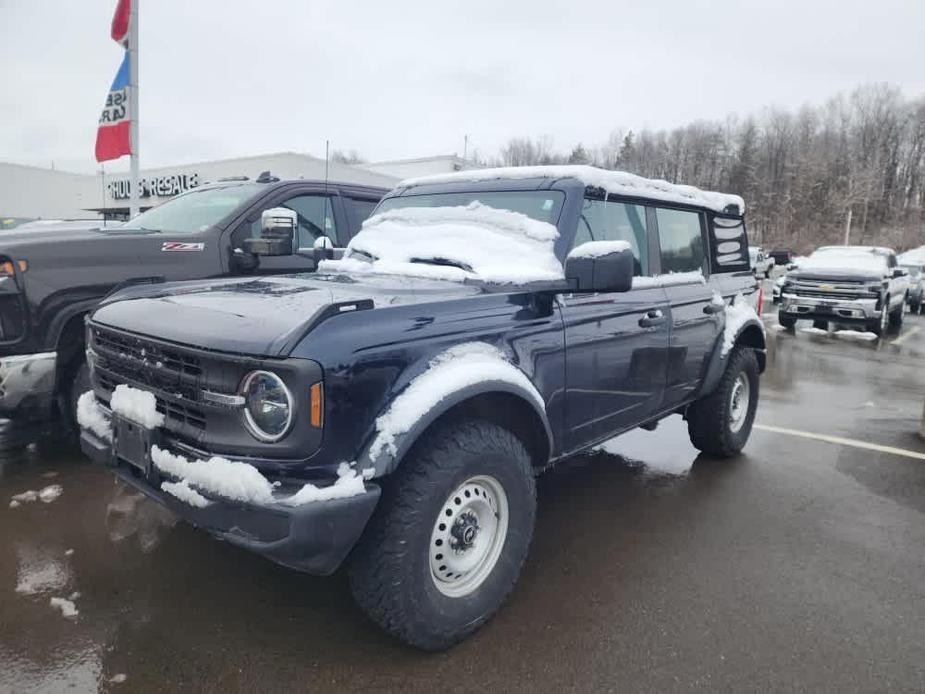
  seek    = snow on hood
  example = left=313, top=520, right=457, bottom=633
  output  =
left=399, top=165, right=745, bottom=214
left=798, top=251, right=887, bottom=277
left=319, top=202, right=564, bottom=284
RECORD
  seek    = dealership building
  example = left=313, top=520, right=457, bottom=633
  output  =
left=0, top=153, right=475, bottom=222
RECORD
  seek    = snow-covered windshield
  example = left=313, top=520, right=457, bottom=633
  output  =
left=376, top=191, right=565, bottom=227
left=120, top=183, right=262, bottom=234
left=319, top=202, right=564, bottom=284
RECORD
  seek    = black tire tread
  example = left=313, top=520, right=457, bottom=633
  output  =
left=348, top=418, right=535, bottom=651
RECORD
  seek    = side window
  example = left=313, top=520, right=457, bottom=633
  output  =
left=710, top=215, right=749, bottom=271
left=348, top=198, right=379, bottom=227
left=247, top=195, right=338, bottom=247
left=656, top=208, right=705, bottom=274
left=573, top=198, right=649, bottom=276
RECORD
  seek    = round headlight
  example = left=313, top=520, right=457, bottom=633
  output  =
left=240, top=370, right=293, bottom=442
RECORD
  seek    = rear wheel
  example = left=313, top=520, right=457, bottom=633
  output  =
left=348, top=418, right=536, bottom=651
left=687, top=347, right=759, bottom=458
left=778, top=310, right=796, bottom=330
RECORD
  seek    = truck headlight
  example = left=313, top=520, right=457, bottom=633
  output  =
left=240, top=370, right=293, bottom=442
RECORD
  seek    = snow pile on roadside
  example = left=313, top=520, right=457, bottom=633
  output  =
left=799, top=251, right=886, bottom=275
left=77, top=391, right=111, bottom=441
left=49, top=596, right=78, bottom=619
left=151, top=446, right=366, bottom=508
left=799, top=326, right=877, bottom=341
left=400, top=165, right=745, bottom=214
left=370, top=343, right=545, bottom=458
left=567, top=240, right=631, bottom=259
left=110, top=384, right=164, bottom=429
left=10, top=484, right=63, bottom=508
left=632, top=270, right=705, bottom=289
left=722, top=294, right=762, bottom=356
left=320, top=202, right=563, bottom=284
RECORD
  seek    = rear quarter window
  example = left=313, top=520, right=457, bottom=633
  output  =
left=710, top=215, right=750, bottom=273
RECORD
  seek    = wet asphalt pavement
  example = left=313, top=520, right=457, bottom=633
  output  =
left=3, top=292, right=925, bottom=692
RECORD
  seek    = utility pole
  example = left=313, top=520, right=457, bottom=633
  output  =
left=128, top=0, right=140, bottom=218
left=843, top=206, right=853, bottom=246
left=463, top=134, right=468, bottom=161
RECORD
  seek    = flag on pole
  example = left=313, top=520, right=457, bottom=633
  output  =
left=110, top=0, right=132, bottom=45
left=94, top=52, right=131, bottom=162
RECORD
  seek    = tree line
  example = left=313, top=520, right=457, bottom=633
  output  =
left=482, top=84, right=925, bottom=253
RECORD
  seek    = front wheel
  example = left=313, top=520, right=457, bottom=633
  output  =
left=348, top=418, right=536, bottom=651
left=869, top=297, right=890, bottom=337
left=889, top=300, right=905, bottom=330
left=687, top=347, right=759, bottom=457
left=778, top=310, right=796, bottom=330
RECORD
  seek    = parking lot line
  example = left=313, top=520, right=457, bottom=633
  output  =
left=890, top=326, right=920, bottom=346
left=754, top=423, right=925, bottom=461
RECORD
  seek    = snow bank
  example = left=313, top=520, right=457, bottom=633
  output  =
left=110, top=384, right=164, bottom=429
left=400, top=165, right=745, bottom=214
left=800, top=251, right=886, bottom=275
left=49, top=596, right=78, bottom=619
left=632, top=270, right=705, bottom=289
left=370, top=342, right=545, bottom=458
left=151, top=445, right=366, bottom=508
left=320, top=202, right=563, bottom=284
left=722, top=294, right=762, bottom=356
left=567, top=240, right=631, bottom=259
left=77, top=391, right=111, bottom=441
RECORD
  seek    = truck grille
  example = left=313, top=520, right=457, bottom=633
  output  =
left=791, top=280, right=872, bottom=301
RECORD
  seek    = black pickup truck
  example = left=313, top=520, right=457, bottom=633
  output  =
left=0, top=175, right=386, bottom=425
left=78, top=166, right=764, bottom=650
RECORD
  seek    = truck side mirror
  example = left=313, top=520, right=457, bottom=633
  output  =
left=894, top=267, right=907, bottom=278
left=310, top=235, right=335, bottom=262
left=565, top=243, right=634, bottom=293
left=241, top=208, right=297, bottom=256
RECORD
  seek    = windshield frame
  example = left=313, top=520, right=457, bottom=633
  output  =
left=119, top=182, right=264, bottom=235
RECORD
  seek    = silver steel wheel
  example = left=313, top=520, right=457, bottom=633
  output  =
left=429, top=475, right=509, bottom=598
left=728, top=373, right=751, bottom=433
left=880, top=302, right=889, bottom=333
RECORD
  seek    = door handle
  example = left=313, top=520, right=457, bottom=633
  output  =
left=703, top=302, right=725, bottom=314
left=638, top=310, right=666, bottom=328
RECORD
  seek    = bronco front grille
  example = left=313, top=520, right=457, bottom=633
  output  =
left=92, top=327, right=202, bottom=377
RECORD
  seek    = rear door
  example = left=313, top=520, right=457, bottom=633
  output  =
left=561, top=196, right=670, bottom=452
left=652, top=206, right=723, bottom=409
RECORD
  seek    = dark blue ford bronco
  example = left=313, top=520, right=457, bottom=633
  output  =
left=79, top=166, right=765, bottom=650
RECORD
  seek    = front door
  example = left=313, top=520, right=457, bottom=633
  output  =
left=561, top=195, right=670, bottom=452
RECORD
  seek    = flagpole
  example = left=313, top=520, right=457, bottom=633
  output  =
left=128, top=0, right=140, bottom=218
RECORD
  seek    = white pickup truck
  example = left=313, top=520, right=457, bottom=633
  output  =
left=778, top=246, right=909, bottom=336
left=749, top=246, right=775, bottom=278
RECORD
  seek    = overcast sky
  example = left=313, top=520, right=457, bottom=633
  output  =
left=2, top=0, right=924, bottom=174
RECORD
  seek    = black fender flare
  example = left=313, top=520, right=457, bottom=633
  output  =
left=357, top=379, right=554, bottom=478
left=697, top=318, right=766, bottom=399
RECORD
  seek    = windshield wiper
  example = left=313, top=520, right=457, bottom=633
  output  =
left=409, top=257, right=473, bottom=273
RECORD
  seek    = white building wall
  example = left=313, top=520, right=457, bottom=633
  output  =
left=0, top=163, right=99, bottom=219
left=359, top=155, right=476, bottom=180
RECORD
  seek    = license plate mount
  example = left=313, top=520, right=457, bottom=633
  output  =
left=114, top=415, right=153, bottom=474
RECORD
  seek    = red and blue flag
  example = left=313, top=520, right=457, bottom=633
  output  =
left=94, top=52, right=131, bottom=162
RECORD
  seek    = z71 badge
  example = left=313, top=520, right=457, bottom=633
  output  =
left=161, top=242, right=204, bottom=252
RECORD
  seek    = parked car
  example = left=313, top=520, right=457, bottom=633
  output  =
left=771, top=256, right=805, bottom=304
left=749, top=245, right=775, bottom=278
left=78, top=165, right=765, bottom=650
left=0, top=173, right=387, bottom=426
left=778, top=246, right=909, bottom=335
left=769, top=248, right=793, bottom=265
left=900, top=261, right=925, bottom=313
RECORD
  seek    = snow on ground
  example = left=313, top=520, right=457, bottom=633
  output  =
left=722, top=294, right=762, bottom=356
left=567, top=240, right=631, bottom=259
left=15, top=556, right=69, bottom=595
left=49, top=596, right=78, bottom=619
left=399, top=165, right=745, bottom=214
left=76, top=391, right=111, bottom=441
left=151, top=446, right=366, bottom=508
left=799, top=326, right=878, bottom=341
left=320, top=202, right=563, bottom=284
left=10, top=484, right=63, bottom=508
left=109, top=674, right=128, bottom=684
left=370, top=342, right=545, bottom=459
left=632, top=270, right=705, bottom=289
left=110, top=384, right=164, bottom=429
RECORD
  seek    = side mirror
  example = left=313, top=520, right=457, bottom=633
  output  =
left=565, top=242, right=634, bottom=293
left=241, top=207, right=296, bottom=256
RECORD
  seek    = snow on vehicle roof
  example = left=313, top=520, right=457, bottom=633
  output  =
left=800, top=248, right=888, bottom=274
left=399, top=165, right=745, bottom=215
left=319, top=201, right=564, bottom=284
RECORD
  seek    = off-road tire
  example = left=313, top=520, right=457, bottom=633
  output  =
left=348, top=418, right=536, bottom=651
left=778, top=310, right=796, bottom=330
left=687, top=347, right=759, bottom=458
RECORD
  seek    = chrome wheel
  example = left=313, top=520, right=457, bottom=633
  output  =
left=728, top=373, right=751, bottom=433
left=429, top=475, right=509, bottom=598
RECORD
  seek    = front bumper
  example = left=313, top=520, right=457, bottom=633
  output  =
left=80, top=413, right=381, bottom=576
left=0, top=351, right=57, bottom=418
left=780, top=294, right=879, bottom=323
